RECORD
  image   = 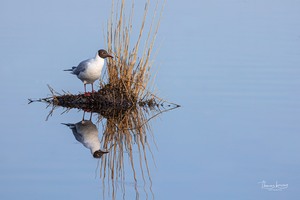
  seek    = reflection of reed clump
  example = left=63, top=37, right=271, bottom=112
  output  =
left=99, top=105, right=154, bottom=198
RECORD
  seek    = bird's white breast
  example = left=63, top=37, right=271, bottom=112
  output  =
left=78, top=58, right=104, bottom=84
left=75, top=122, right=101, bottom=154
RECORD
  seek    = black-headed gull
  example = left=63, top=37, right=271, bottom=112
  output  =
left=62, top=120, right=109, bottom=158
left=64, top=49, right=113, bottom=93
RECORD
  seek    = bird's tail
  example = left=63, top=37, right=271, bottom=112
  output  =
left=61, top=123, right=75, bottom=128
left=63, top=67, right=76, bottom=72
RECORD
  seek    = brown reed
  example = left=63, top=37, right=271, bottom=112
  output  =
left=103, top=0, right=164, bottom=102
left=98, top=0, right=165, bottom=198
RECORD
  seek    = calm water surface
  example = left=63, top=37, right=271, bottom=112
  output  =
left=1, top=0, right=300, bottom=199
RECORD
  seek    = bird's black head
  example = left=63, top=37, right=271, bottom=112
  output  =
left=93, top=150, right=109, bottom=158
left=98, top=49, right=113, bottom=59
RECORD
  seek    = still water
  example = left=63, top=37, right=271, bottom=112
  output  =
left=1, top=0, right=300, bottom=199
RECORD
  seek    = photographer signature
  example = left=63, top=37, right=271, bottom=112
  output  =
left=258, top=180, right=288, bottom=191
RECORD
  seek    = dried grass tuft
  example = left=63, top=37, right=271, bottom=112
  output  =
left=103, top=0, right=165, bottom=103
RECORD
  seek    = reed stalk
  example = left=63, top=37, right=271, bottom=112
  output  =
left=104, top=0, right=164, bottom=103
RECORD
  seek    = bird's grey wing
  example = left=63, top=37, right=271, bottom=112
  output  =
left=72, top=59, right=91, bottom=75
left=61, top=123, right=84, bottom=142
left=72, top=130, right=84, bottom=143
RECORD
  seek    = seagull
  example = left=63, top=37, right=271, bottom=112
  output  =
left=64, top=49, right=113, bottom=93
left=62, top=120, right=109, bottom=158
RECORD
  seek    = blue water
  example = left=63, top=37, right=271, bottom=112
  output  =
left=1, top=0, right=300, bottom=199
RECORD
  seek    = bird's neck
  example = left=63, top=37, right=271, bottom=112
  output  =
left=90, top=145, right=101, bottom=155
left=94, top=53, right=103, bottom=61
left=94, top=54, right=105, bottom=67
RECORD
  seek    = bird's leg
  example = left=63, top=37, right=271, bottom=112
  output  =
left=89, top=112, right=93, bottom=121
left=84, top=84, right=91, bottom=96
left=84, top=84, right=86, bottom=93
left=82, top=111, right=86, bottom=121
left=91, top=83, right=95, bottom=93
left=91, top=83, right=97, bottom=93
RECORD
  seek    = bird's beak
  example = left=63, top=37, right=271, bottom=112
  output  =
left=107, top=54, right=114, bottom=58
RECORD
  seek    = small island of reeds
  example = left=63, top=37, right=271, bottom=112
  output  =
left=29, top=0, right=179, bottom=117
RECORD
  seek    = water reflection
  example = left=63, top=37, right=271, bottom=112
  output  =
left=39, top=98, right=179, bottom=199
left=98, top=105, right=158, bottom=199
left=62, top=118, right=109, bottom=158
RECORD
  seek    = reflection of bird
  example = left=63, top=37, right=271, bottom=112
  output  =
left=62, top=120, right=109, bottom=158
left=64, top=49, right=113, bottom=93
